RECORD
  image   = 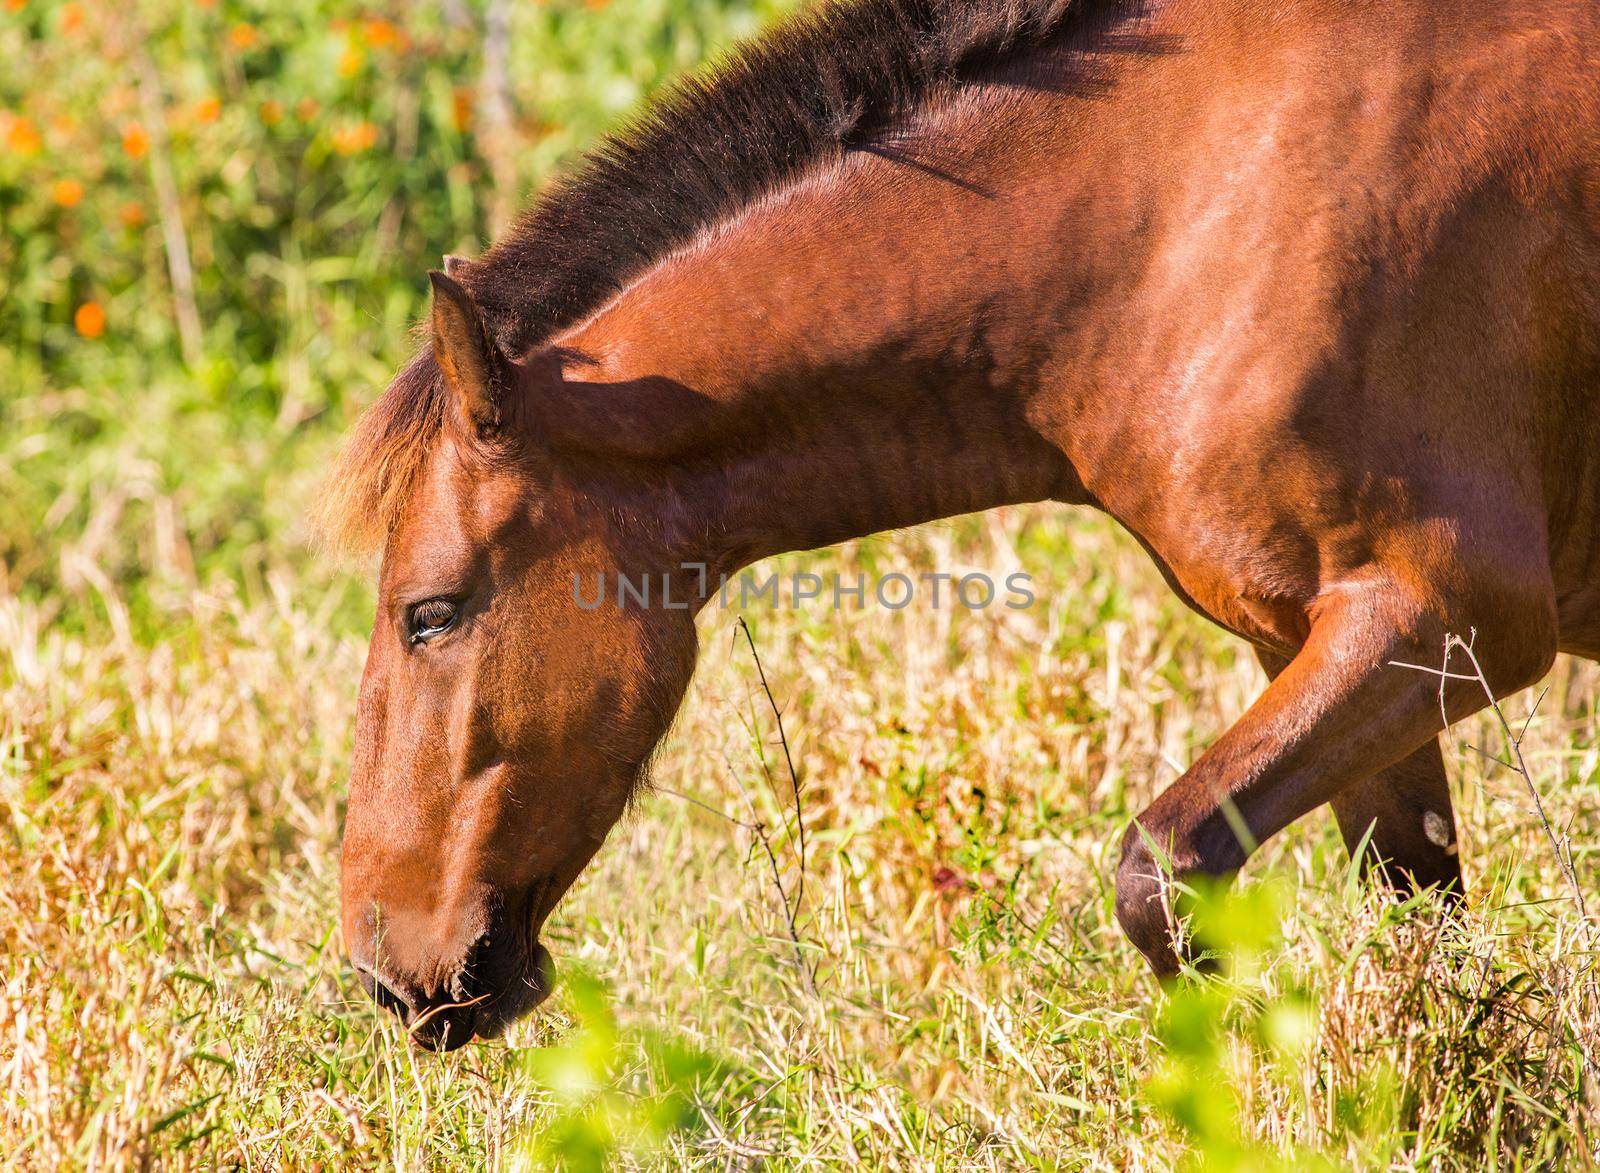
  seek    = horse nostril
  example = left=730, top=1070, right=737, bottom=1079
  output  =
left=357, top=962, right=418, bottom=1026
left=458, top=930, right=498, bottom=990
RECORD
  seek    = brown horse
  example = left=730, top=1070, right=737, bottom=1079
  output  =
left=323, top=0, right=1600, bottom=1049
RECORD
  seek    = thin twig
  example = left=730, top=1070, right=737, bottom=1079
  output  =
left=1393, top=632, right=1599, bottom=1086
left=722, top=756, right=818, bottom=993
left=658, top=777, right=816, bottom=992
left=734, top=616, right=808, bottom=918
left=477, top=0, right=518, bottom=233
left=655, top=785, right=745, bottom=826
left=128, top=30, right=203, bottom=369
left=1446, top=636, right=1589, bottom=931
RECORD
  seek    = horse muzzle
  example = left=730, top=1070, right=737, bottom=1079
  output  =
left=351, top=928, right=554, bottom=1052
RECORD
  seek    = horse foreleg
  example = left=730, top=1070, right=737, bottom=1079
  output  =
left=1116, top=574, right=1552, bottom=977
left=1330, top=739, right=1462, bottom=896
left=1255, top=649, right=1462, bottom=898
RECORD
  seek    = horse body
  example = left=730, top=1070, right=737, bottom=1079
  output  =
left=329, top=0, right=1600, bottom=1047
left=555, top=0, right=1600, bottom=644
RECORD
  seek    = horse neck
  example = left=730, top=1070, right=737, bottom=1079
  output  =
left=539, top=96, right=1108, bottom=580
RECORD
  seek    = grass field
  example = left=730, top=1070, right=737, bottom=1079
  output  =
left=7, top=508, right=1600, bottom=1167
left=5, top=0, right=1600, bottom=1168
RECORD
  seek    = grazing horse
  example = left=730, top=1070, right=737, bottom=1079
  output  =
left=323, top=0, right=1600, bottom=1049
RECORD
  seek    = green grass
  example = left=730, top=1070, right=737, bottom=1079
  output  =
left=5, top=514, right=1600, bottom=1166
left=5, top=0, right=1600, bottom=1167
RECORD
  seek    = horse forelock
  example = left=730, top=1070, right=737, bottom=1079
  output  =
left=318, top=349, right=452, bottom=554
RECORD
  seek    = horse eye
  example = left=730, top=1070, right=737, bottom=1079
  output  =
left=408, top=599, right=458, bottom=644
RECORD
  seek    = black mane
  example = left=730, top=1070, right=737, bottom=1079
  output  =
left=459, top=0, right=1143, bottom=354
left=324, top=0, right=1142, bottom=551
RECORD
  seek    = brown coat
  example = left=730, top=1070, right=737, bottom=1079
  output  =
left=325, top=0, right=1600, bottom=1047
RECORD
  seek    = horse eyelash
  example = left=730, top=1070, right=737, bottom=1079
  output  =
left=408, top=599, right=459, bottom=644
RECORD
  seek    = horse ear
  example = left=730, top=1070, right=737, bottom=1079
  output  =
left=428, top=270, right=505, bottom=435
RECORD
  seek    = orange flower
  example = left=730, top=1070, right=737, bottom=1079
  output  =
left=51, top=178, right=84, bottom=207
left=331, top=121, right=378, bottom=155
left=451, top=87, right=473, bottom=132
left=294, top=97, right=319, bottom=121
left=118, top=202, right=145, bottom=228
left=229, top=22, right=258, bottom=50
left=3, top=115, right=42, bottom=156
left=121, top=121, right=149, bottom=159
left=74, top=302, right=106, bottom=339
left=4, top=0, right=26, bottom=12
left=337, top=45, right=365, bottom=78
left=258, top=99, right=283, bottom=126
left=59, top=1, right=84, bottom=32
left=194, top=96, right=222, bottom=124
left=361, top=18, right=397, bottom=49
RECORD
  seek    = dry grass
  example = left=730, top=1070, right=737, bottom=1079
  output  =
left=4, top=507, right=1600, bottom=1167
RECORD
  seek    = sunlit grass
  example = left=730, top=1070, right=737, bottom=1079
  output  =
left=4, top=509, right=1599, bottom=1166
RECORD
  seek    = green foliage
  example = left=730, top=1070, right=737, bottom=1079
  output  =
left=518, top=970, right=722, bottom=1170
left=1144, top=879, right=1336, bottom=1172
left=0, top=0, right=789, bottom=620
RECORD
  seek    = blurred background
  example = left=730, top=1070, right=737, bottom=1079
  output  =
left=5, top=2, right=1600, bottom=1167
left=0, top=0, right=783, bottom=630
